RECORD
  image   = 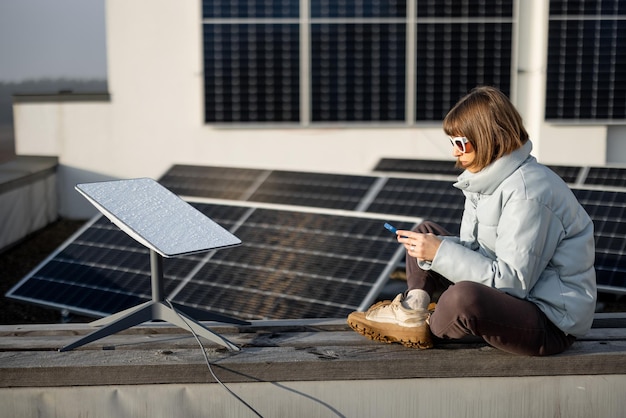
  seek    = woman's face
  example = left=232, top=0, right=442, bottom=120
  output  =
left=451, top=137, right=480, bottom=172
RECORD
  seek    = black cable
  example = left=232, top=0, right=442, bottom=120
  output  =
left=165, top=299, right=263, bottom=418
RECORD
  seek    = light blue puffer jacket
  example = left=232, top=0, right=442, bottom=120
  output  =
left=419, top=140, right=597, bottom=337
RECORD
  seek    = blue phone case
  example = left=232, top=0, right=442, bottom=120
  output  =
left=383, top=222, right=397, bottom=234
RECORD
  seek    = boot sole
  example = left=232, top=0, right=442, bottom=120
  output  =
left=347, top=312, right=433, bottom=349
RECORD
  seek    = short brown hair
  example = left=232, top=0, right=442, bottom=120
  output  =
left=443, top=86, right=529, bottom=171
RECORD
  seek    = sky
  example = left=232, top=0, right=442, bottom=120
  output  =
left=0, top=0, right=107, bottom=82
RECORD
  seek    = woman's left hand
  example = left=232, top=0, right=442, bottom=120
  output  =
left=396, top=230, right=442, bottom=262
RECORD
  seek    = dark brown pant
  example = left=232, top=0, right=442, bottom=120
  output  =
left=406, top=221, right=576, bottom=356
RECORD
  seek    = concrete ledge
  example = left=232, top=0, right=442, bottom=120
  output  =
left=0, top=155, right=57, bottom=195
left=0, top=156, right=58, bottom=251
left=12, top=92, right=110, bottom=103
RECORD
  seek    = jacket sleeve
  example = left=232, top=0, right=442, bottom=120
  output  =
left=428, top=199, right=563, bottom=298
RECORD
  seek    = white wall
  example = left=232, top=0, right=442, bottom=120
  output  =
left=1, top=376, right=624, bottom=418
left=12, top=0, right=622, bottom=219
left=103, top=0, right=450, bottom=176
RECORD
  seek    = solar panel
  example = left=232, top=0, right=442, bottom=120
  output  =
left=584, top=167, right=626, bottom=188
left=158, top=165, right=267, bottom=200
left=8, top=160, right=626, bottom=324
left=573, top=189, right=626, bottom=293
left=7, top=202, right=415, bottom=320
left=247, top=170, right=378, bottom=210
left=373, top=158, right=462, bottom=177
left=546, top=165, right=582, bottom=185
left=546, top=8, right=626, bottom=120
left=310, top=22, right=406, bottom=122
left=365, top=178, right=464, bottom=235
left=160, top=164, right=467, bottom=233
left=415, top=19, right=513, bottom=121
left=159, top=166, right=379, bottom=210
left=373, top=158, right=583, bottom=185
left=203, top=23, right=300, bottom=123
left=7, top=216, right=156, bottom=315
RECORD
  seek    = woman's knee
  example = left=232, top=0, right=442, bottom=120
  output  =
left=429, top=281, right=486, bottom=338
left=437, top=281, right=484, bottom=311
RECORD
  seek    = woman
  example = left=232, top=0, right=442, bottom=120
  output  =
left=348, top=86, right=596, bottom=356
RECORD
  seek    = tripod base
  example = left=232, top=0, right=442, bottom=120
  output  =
left=59, top=300, right=246, bottom=352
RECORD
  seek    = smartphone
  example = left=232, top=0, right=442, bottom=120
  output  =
left=383, top=222, right=398, bottom=234
left=384, top=222, right=408, bottom=238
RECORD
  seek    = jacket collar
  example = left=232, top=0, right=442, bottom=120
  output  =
left=453, top=140, right=533, bottom=194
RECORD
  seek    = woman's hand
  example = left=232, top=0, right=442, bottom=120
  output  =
left=396, top=230, right=442, bottom=262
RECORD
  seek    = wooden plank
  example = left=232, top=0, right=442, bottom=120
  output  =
left=0, top=319, right=348, bottom=336
left=1, top=328, right=626, bottom=352
left=1, top=311, right=622, bottom=336
left=1, top=319, right=625, bottom=389
left=1, top=339, right=626, bottom=388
